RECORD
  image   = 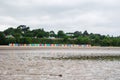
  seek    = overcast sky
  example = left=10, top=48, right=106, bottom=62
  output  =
left=0, top=0, right=120, bottom=36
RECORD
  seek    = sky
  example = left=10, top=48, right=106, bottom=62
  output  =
left=0, top=0, right=120, bottom=36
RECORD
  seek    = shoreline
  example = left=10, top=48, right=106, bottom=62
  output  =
left=0, top=45, right=120, bottom=50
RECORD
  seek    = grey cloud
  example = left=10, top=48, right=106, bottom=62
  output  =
left=0, top=0, right=120, bottom=36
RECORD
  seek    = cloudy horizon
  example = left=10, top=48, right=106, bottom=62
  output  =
left=0, top=0, right=120, bottom=36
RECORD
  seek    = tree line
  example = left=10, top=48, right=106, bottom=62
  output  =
left=0, top=25, right=120, bottom=46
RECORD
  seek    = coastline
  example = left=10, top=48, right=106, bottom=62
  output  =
left=0, top=45, right=120, bottom=50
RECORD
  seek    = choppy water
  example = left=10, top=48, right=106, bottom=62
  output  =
left=0, top=48, right=120, bottom=80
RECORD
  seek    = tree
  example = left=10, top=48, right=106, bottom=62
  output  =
left=57, top=30, right=66, bottom=38
left=0, top=32, right=6, bottom=45
left=101, top=37, right=112, bottom=46
left=13, top=33, right=21, bottom=38
left=4, top=27, right=14, bottom=35
left=49, top=31, right=56, bottom=37
left=1, top=25, right=120, bottom=46
left=6, top=38, right=16, bottom=44
left=24, top=31, right=34, bottom=37
left=63, top=36, right=69, bottom=43
left=17, top=25, right=30, bottom=34
left=44, top=32, right=49, bottom=38
left=74, top=31, right=82, bottom=37
left=76, top=36, right=90, bottom=44
left=32, top=29, right=46, bottom=38
left=4, top=27, right=22, bottom=37
left=83, top=30, right=89, bottom=36
left=37, top=32, right=45, bottom=38
left=18, top=37, right=33, bottom=44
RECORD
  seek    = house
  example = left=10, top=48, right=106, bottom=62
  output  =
left=66, top=33, right=74, bottom=37
left=6, top=35, right=14, bottom=38
left=48, top=37, right=56, bottom=39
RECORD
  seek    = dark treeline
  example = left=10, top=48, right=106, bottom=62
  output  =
left=0, top=25, right=120, bottom=46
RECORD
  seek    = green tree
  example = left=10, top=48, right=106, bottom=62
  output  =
left=83, top=30, right=89, bottom=36
left=17, top=25, right=30, bottom=34
left=44, top=32, right=49, bottom=38
left=37, top=32, right=45, bottom=38
left=0, top=32, right=6, bottom=45
left=4, top=27, right=14, bottom=35
left=76, top=36, right=90, bottom=44
left=57, top=30, right=66, bottom=38
left=49, top=31, right=56, bottom=37
left=32, top=29, right=46, bottom=38
left=63, top=36, right=69, bottom=43
left=74, top=31, right=82, bottom=37
left=101, top=37, right=112, bottom=46
left=24, top=31, right=34, bottom=37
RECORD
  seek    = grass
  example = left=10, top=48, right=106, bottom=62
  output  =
left=42, top=56, right=120, bottom=61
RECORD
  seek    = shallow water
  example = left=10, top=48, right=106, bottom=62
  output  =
left=0, top=48, right=120, bottom=80
left=0, top=48, right=120, bottom=57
